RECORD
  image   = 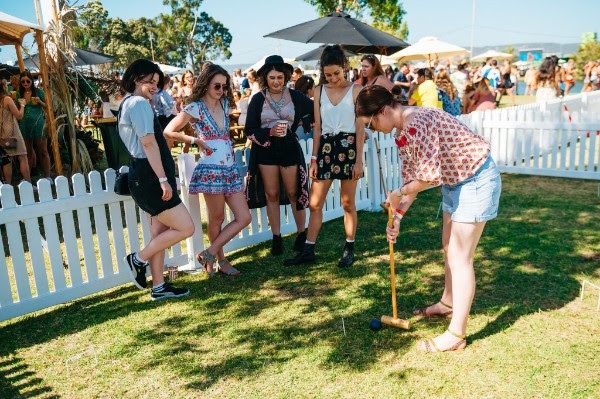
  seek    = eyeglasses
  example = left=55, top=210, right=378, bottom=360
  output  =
left=21, top=79, right=32, bottom=84
left=212, top=83, right=228, bottom=91
left=366, top=105, right=384, bottom=130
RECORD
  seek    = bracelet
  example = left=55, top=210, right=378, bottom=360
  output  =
left=311, top=155, right=317, bottom=160
left=396, top=208, right=406, bottom=216
left=190, top=137, right=195, bottom=145
left=158, top=177, right=168, bottom=183
left=393, top=213, right=403, bottom=222
left=310, top=159, right=317, bottom=164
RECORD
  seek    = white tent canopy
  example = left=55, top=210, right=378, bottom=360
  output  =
left=0, top=11, right=41, bottom=45
left=470, top=49, right=513, bottom=62
left=389, top=36, right=467, bottom=62
left=155, top=62, right=186, bottom=75
left=244, top=56, right=296, bottom=74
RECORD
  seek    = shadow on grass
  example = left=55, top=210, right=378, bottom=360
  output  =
left=0, top=174, right=598, bottom=393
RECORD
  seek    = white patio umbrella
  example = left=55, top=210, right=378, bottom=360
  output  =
left=389, top=36, right=467, bottom=65
left=243, top=56, right=295, bottom=74
left=155, top=62, right=186, bottom=75
left=470, top=49, right=513, bottom=62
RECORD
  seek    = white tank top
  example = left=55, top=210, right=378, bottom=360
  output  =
left=320, top=84, right=356, bottom=136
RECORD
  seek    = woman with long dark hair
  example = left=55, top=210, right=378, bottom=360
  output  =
left=164, top=64, right=251, bottom=276
left=355, top=85, right=501, bottom=352
left=285, top=45, right=364, bottom=268
left=535, top=57, right=560, bottom=102
left=244, top=55, right=314, bottom=256
left=16, top=70, right=51, bottom=181
left=119, top=59, right=194, bottom=300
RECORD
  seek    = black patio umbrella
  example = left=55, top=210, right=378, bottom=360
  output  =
left=264, top=11, right=409, bottom=55
left=23, top=47, right=114, bottom=69
left=0, top=63, right=20, bottom=80
left=295, top=45, right=357, bottom=61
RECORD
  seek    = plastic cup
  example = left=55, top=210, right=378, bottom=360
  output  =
left=277, top=120, right=288, bottom=136
left=31, top=97, right=38, bottom=105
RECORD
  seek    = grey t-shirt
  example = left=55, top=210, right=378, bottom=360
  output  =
left=118, top=95, right=155, bottom=158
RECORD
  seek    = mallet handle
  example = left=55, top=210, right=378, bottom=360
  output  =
left=388, top=204, right=398, bottom=320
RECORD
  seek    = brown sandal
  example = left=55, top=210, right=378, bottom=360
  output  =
left=418, top=329, right=467, bottom=353
left=413, top=300, right=453, bottom=319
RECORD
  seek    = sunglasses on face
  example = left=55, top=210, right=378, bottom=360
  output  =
left=212, top=83, right=228, bottom=91
left=21, top=79, right=32, bottom=84
left=366, top=106, right=384, bottom=130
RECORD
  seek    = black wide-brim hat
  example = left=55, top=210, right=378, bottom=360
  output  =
left=256, top=55, right=294, bottom=77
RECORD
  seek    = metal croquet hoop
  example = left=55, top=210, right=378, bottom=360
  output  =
left=380, top=202, right=410, bottom=330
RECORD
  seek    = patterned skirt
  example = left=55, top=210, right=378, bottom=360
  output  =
left=188, top=139, right=243, bottom=195
left=316, top=132, right=358, bottom=180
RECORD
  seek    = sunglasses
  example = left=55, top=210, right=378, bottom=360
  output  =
left=21, top=79, right=32, bottom=84
left=212, top=83, right=228, bottom=91
left=366, top=105, right=384, bottom=130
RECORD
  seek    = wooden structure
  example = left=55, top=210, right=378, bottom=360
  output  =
left=0, top=9, right=63, bottom=175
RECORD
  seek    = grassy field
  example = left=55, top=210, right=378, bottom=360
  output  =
left=1, top=174, right=599, bottom=399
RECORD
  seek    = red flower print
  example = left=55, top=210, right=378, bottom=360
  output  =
left=396, top=136, right=407, bottom=147
left=408, top=127, right=417, bottom=135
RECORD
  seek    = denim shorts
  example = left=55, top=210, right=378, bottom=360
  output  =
left=441, top=156, right=501, bottom=223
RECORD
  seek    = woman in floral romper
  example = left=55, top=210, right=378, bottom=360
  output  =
left=164, top=64, right=251, bottom=277
left=356, top=85, right=502, bottom=353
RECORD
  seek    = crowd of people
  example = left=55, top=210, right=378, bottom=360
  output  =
left=111, top=44, right=505, bottom=353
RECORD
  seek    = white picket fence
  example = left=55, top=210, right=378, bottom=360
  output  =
left=0, top=133, right=402, bottom=322
left=459, top=91, right=600, bottom=180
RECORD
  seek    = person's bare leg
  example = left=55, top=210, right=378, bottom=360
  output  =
left=218, top=192, right=251, bottom=273
left=25, top=139, right=35, bottom=170
left=340, top=179, right=358, bottom=240
left=18, top=155, right=31, bottom=182
left=280, top=165, right=305, bottom=233
left=145, top=214, right=169, bottom=286
left=259, top=164, right=281, bottom=235
left=419, top=220, right=486, bottom=351
left=306, top=180, right=332, bottom=242
left=34, top=138, right=51, bottom=178
left=202, top=193, right=226, bottom=273
left=137, top=203, right=195, bottom=261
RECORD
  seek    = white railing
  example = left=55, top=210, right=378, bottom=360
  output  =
left=0, top=133, right=402, bottom=322
left=460, top=91, right=600, bottom=180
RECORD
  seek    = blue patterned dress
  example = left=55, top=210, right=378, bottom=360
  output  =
left=184, top=99, right=243, bottom=195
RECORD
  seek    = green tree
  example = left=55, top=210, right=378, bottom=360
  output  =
left=304, top=0, right=408, bottom=39
left=155, top=0, right=232, bottom=71
left=573, top=40, right=600, bottom=80
left=71, top=0, right=109, bottom=51
left=501, top=45, right=518, bottom=62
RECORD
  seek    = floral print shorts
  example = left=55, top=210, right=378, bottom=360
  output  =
left=316, top=132, right=358, bottom=180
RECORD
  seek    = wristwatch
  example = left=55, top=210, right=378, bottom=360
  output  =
left=158, top=177, right=168, bottom=183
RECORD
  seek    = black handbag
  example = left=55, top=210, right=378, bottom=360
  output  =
left=114, top=171, right=130, bottom=195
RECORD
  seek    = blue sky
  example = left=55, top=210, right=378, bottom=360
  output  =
left=1, top=0, right=598, bottom=65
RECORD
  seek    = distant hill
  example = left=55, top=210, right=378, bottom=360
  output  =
left=468, top=42, right=580, bottom=57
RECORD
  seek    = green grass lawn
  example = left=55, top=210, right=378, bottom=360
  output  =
left=1, top=174, right=599, bottom=398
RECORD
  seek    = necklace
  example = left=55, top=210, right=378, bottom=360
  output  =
left=268, top=91, right=286, bottom=115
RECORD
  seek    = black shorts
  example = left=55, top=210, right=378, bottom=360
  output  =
left=316, top=132, right=360, bottom=180
left=158, top=114, right=176, bottom=130
left=128, top=157, right=181, bottom=217
left=254, top=135, right=300, bottom=167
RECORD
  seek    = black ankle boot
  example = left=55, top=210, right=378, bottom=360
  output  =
left=284, top=243, right=315, bottom=266
left=271, top=234, right=283, bottom=255
left=293, top=231, right=307, bottom=252
left=338, top=242, right=355, bottom=268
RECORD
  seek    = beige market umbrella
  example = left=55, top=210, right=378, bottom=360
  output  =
left=470, top=49, right=513, bottom=62
left=389, top=36, right=467, bottom=65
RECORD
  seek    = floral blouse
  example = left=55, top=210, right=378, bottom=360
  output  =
left=395, top=107, right=490, bottom=186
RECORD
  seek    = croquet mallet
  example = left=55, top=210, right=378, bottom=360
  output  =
left=381, top=202, right=410, bottom=330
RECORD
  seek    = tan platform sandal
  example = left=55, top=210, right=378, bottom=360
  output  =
left=217, top=259, right=240, bottom=276
left=196, top=250, right=216, bottom=277
left=413, top=300, right=453, bottom=319
left=418, top=329, right=467, bottom=353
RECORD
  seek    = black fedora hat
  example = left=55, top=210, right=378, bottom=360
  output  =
left=256, top=55, right=294, bottom=77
